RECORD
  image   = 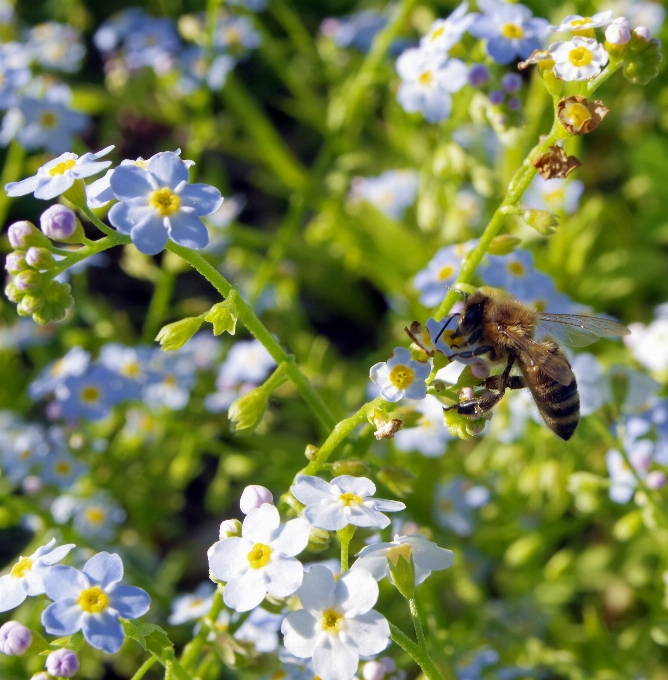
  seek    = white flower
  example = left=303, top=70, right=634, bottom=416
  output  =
left=394, top=396, right=453, bottom=457
left=0, top=539, right=75, bottom=612
left=5, top=147, right=114, bottom=201
left=291, top=474, right=405, bottom=531
left=281, top=565, right=390, bottom=680
left=349, top=170, right=419, bottom=220
left=571, top=353, right=612, bottom=417
left=369, top=347, right=430, bottom=402
left=353, top=534, right=454, bottom=585
left=219, top=518, right=242, bottom=539
left=207, top=504, right=310, bottom=612
left=605, top=18, right=631, bottom=45
left=549, top=36, right=608, bottom=81
left=419, top=2, right=478, bottom=55
left=240, top=485, right=273, bottom=514
left=234, top=606, right=283, bottom=652
left=168, top=582, right=215, bottom=625
left=396, top=48, right=468, bottom=123
left=625, top=319, right=668, bottom=373
left=549, top=11, right=613, bottom=33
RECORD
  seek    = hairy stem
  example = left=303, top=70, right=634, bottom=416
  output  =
left=389, top=622, right=447, bottom=680
left=409, top=598, right=427, bottom=649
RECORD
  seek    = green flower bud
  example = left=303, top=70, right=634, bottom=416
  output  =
left=521, top=209, right=559, bottom=235
left=541, top=68, right=562, bottom=98
left=7, top=221, right=52, bottom=251
left=5, top=282, right=24, bottom=303
left=17, top=295, right=45, bottom=316
left=31, top=280, right=75, bottom=325
left=228, top=386, right=268, bottom=433
left=387, top=547, right=416, bottom=600
left=14, top=270, right=45, bottom=294
left=156, top=316, right=205, bottom=351
left=487, top=234, right=521, bottom=255
left=5, top=252, right=27, bottom=274
left=567, top=472, right=608, bottom=493
left=61, top=179, right=87, bottom=209
left=25, top=247, right=56, bottom=271
left=623, top=37, right=663, bottom=85
left=205, top=298, right=237, bottom=336
left=377, top=466, right=415, bottom=498
left=305, top=444, right=319, bottom=461
left=332, top=460, right=371, bottom=477
left=306, top=527, right=330, bottom=553
left=443, top=408, right=488, bottom=439
left=613, top=509, right=643, bottom=542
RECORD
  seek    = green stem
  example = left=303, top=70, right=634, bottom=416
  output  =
left=130, top=657, right=157, bottom=680
left=337, top=524, right=356, bottom=572
left=50, top=236, right=125, bottom=277
left=180, top=590, right=224, bottom=671
left=142, top=264, right=177, bottom=343
left=80, top=204, right=130, bottom=245
left=434, top=117, right=568, bottom=320
left=409, top=598, right=426, bottom=649
left=0, top=139, right=25, bottom=226
left=165, top=242, right=337, bottom=432
left=303, top=396, right=387, bottom=475
left=389, top=622, right=446, bottom=680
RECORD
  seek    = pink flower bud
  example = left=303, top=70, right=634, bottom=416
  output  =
left=46, top=648, right=79, bottom=677
left=471, top=360, right=491, bottom=380
left=239, top=485, right=273, bottom=514
left=363, top=661, right=387, bottom=680
left=606, top=22, right=631, bottom=45
left=0, top=621, right=32, bottom=656
left=40, top=204, right=78, bottom=241
left=646, top=471, right=667, bottom=490
left=5, top=252, right=26, bottom=274
left=633, top=26, right=651, bottom=41
left=8, top=221, right=37, bottom=249
left=460, top=387, right=475, bottom=401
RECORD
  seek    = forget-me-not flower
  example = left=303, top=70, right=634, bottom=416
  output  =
left=108, top=151, right=223, bottom=255
left=41, top=551, right=151, bottom=654
left=394, top=395, right=454, bottom=457
left=420, top=2, right=478, bottom=56
left=470, top=0, right=549, bottom=64
left=396, top=48, right=468, bottom=123
left=29, top=346, right=91, bottom=400
left=320, top=11, right=387, bottom=52
left=413, top=240, right=476, bottom=307
left=370, top=347, right=430, bottom=402
left=168, top=582, right=215, bottom=625
left=25, top=22, right=85, bottom=73
left=0, top=539, right=75, bottom=612
left=549, top=36, right=608, bottom=81
left=350, top=170, right=420, bottom=220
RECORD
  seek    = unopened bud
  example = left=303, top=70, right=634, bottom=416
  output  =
left=605, top=22, right=631, bottom=46
left=32, top=280, right=74, bottom=325
left=0, top=621, right=32, bottom=655
left=5, top=252, right=27, bottom=274
left=228, top=386, right=268, bottom=433
left=8, top=221, right=52, bottom=250
left=487, top=234, right=521, bottom=255
left=632, top=26, right=651, bottom=43
left=567, top=471, right=608, bottom=493
left=501, top=72, right=522, bottom=93
left=522, top=209, right=559, bottom=235
left=332, top=460, right=371, bottom=477
left=471, top=360, right=491, bottom=380
left=30, top=673, right=51, bottom=680
left=17, top=295, right=45, bottom=317
left=5, top=282, right=23, bottom=303
left=467, top=63, right=488, bottom=87
left=443, top=407, right=489, bottom=439
left=219, top=518, right=242, bottom=539
left=46, top=648, right=79, bottom=677
left=204, top=297, right=238, bottom=336
left=40, top=204, right=85, bottom=243
left=306, top=526, right=330, bottom=552
left=623, top=36, right=663, bottom=84
left=25, top=247, right=56, bottom=270
left=240, top=485, right=273, bottom=514
left=387, top=547, right=416, bottom=600
left=646, top=471, right=667, bottom=490
left=156, top=316, right=204, bottom=351
left=363, top=660, right=388, bottom=680
left=305, top=444, right=319, bottom=461
left=14, top=270, right=44, bottom=293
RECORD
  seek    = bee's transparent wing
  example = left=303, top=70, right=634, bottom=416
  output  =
left=500, top=328, right=574, bottom=385
left=537, top=313, right=630, bottom=347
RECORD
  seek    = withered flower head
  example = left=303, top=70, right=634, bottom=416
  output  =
left=557, top=95, right=609, bottom=135
left=405, top=320, right=435, bottom=357
left=518, top=49, right=555, bottom=71
left=374, top=418, right=404, bottom=440
left=533, top=143, right=582, bottom=179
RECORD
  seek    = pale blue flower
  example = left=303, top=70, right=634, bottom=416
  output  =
left=571, top=353, right=612, bottom=417
left=457, top=648, right=500, bottom=680
left=93, top=9, right=147, bottom=53
left=413, top=240, right=476, bottom=307
left=175, top=46, right=236, bottom=95
left=25, top=22, right=85, bottom=73
left=213, top=16, right=261, bottom=55
left=0, top=50, right=30, bottom=109
left=39, top=447, right=87, bottom=490
left=234, top=607, right=284, bottom=652
left=396, top=48, right=468, bottom=123
left=142, top=352, right=197, bottom=410
left=434, top=477, right=489, bottom=536
left=168, top=582, right=215, bottom=625
left=98, top=343, right=154, bottom=395
left=6, top=147, right=113, bottom=201
left=0, top=539, right=75, bottom=613
left=370, top=347, right=431, bottom=402
left=420, top=2, right=478, bottom=56
left=218, top=339, right=276, bottom=385
left=523, top=176, right=584, bottom=214
left=30, top=346, right=91, bottom=400
left=321, top=11, right=387, bottom=52
left=470, top=0, right=549, bottom=64
left=0, top=319, right=56, bottom=350
left=350, top=170, right=420, bottom=220
left=394, top=395, right=453, bottom=457
left=108, top=151, right=223, bottom=255
left=51, top=493, right=126, bottom=540
left=124, top=17, right=181, bottom=72
left=0, top=424, right=50, bottom=484
left=606, top=446, right=651, bottom=503
left=41, top=552, right=150, bottom=654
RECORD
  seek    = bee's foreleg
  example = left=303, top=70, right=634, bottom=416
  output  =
left=446, top=390, right=504, bottom=418
left=485, top=375, right=525, bottom=391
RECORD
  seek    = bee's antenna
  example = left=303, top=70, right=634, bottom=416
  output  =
left=447, top=286, right=469, bottom=300
left=434, top=313, right=459, bottom=344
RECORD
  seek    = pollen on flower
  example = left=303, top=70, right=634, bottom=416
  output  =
left=564, top=102, right=592, bottom=127
left=80, top=385, right=101, bottom=404
left=149, top=188, right=181, bottom=216
left=419, top=70, right=433, bottom=86
left=430, top=26, right=445, bottom=41
left=321, top=608, right=344, bottom=633
left=39, top=111, right=58, bottom=129
left=389, top=365, right=415, bottom=390
left=78, top=586, right=109, bottom=613
left=49, top=159, right=76, bottom=176
left=10, top=557, right=32, bottom=578
left=568, top=46, right=593, bottom=67
left=56, top=461, right=72, bottom=475
left=387, top=542, right=413, bottom=565
left=339, top=491, right=362, bottom=506
left=507, top=261, right=525, bottom=276
left=501, top=23, right=524, bottom=39
left=85, top=506, right=107, bottom=525
left=439, top=265, right=455, bottom=280
left=570, top=17, right=593, bottom=27
left=121, top=362, right=142, bottom=378
left=247, top=543, right=272, bottom=569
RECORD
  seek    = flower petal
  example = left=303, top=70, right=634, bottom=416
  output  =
left=208, top=537, right=253, bottom=581
left=281, top=609, right=318, bottom=658
left=147, top=152, right=189, bottom=189
left=5, top=174, right=42, bottom=197
left=108, top=585, right=151, bottom=619
left=303, top=503, right=346, bottom=531
left=43, top=565, right=87, bottom=601
left=343, top=610, right=390, bottom=656
left=167, top=209, right=209, bottom=250
left=336, top=569, right=378, bottom=616
left=34, top=174, right=74, bottom=201
left=82, top=610, right=125, bottom=653
left=178, top=183, right=223, bottom=216
left=110, top=165, right=155, bottom=201
left=223, top=568, right=267, bottom=612
left=297, top=564, right=336, bottom=613
left=41, top=599, right=85, bottom=636
left=130, top=217, right=170, bottom=255
left=0, top=575, right=28, bottom=612
left=84, top=552, right=123, bottom=589
left=271, top=518, right=310, bottom=556
left=242, top=503, right=280, bottom=544
left=331, top=476, right=375, bottom=497
left=265, top=556, right=304, bottom=598
left=313, top=634, right=358, bottom=680
left=291, top=474, right=334, bottom=505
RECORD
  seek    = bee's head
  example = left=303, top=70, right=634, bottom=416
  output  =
left=454, top=292, right=488, bottom=338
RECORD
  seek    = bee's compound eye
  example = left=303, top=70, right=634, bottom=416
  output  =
left=461, top=303, right=484, bottom=332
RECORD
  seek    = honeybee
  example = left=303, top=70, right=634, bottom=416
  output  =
left=429, top=290, right=631, bottom=440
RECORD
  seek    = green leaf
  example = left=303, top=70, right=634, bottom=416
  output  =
left=121, top=619, right=173, bottom=659
left=49, top=630, right=85, bottom=652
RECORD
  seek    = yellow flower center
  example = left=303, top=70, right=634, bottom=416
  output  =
left=501, top=23, right=524, bottom=39
left=49, top=159, right=76, bottom=176
left=85, top=506, right=106, bottom=525
left=80, top=385, right=101, bottom=404
left=247, top=543, right=272, bottom=569
left=10, top=557, right=32, bottom=578
left=121, top=362, right=142, bottom=378
left=438, top=264, right=454, bottom=280
left=339, top=491, right=362, bottom=506
left=133, top=159, right=148, bottom=169
left=507, top=261, right=525, bottom=277
left=19, top=448, right=31, bottom=460
left=321, top=608, right=344, bottom=633
left=389, top=364, right=415, bottom=390
left=78, top=586, right=109, bottom=613
left=149, top=188, right=180, bottom=216
left=534, top=299, right=547, bottom=312
left=440, top=499, right=454, bottom=513
left=430, top=26, right=445, bottom=41
left=40, top=111, right=58, bottom=129
left=163, top=374, right=177, bottom=387
left=419, top=70, right=433, bottom=86
left=569, top=17, right=592, bottom=27
left=568, top=46, right=593, bottom=67
left=226, top=28, right=241, bottom=44
left=387, top=542, right=413, bottom=565
left=565, top=102, right=592, bottom=127
left=55, top=461, right=72, bottom=475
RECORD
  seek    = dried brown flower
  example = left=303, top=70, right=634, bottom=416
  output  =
left=533, top=144, right=582, bottom=179
left=557, top=95, right=609, bottom=135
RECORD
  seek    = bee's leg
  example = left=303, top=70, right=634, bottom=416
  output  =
left=485, top=375, right=526, bottom=391
left=434, top=314, right=460, bottom=344
left=447, top=345, right=494, bottom=360
left=447, top=390, right=504, bottom=418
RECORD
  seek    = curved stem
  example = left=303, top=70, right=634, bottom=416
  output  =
left=180, top=590, right=224, bottom=671
left=130, top=657, right=157, bottom=680
left=142, top=264, right=177, bottom=343
left=389, top=622, right=446, bottom=680
left=337, top=524, right=356, bottom=572
left=409, top=598, right=427, bottom=649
